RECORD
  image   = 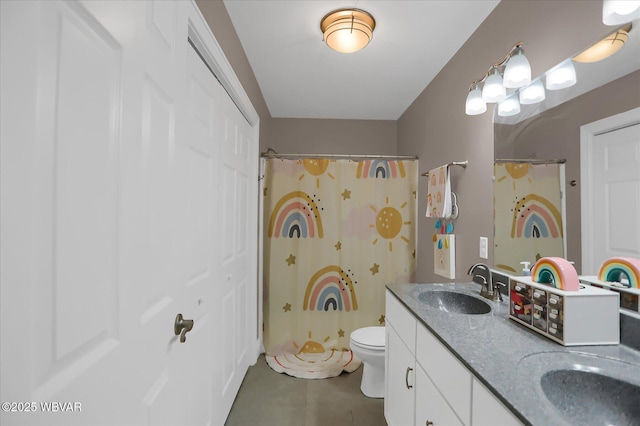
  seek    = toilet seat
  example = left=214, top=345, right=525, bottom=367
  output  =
left=350, top=326, right=385, bottom=350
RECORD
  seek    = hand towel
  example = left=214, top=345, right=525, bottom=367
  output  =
left=426, top=165, right=451, bottom=218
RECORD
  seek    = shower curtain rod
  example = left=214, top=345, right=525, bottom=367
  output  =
left=420, top=160, right=468, bottom=177
left=260, top=151, right=418, bottom=160
left=495, top=158, right=566, bottom=164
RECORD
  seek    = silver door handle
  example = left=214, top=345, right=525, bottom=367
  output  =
left=174, top=313, right=194, bottom=343
left=405, top=367, right=413, bottom=389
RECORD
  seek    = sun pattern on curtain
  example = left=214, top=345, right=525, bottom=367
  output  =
left=494, top=162, right=565, bottom=274
left=262, top=158, right=417, bottom=374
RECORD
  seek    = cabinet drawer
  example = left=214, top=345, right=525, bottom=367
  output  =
left=416, top=322, right=472, bottom=425
left=386, top=290, right=416, bottom=351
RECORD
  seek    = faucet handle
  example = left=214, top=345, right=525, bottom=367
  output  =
left=492, top=282, right=506, bottom=302
left=478, top=276, right=491, bottom=298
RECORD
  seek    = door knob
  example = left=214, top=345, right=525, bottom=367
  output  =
left=174, top=313, right=194, bottom=343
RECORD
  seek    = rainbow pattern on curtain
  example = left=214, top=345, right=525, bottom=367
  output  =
left=262, top=158, right=417, bottom=378
left=494, top=162, right=565, bottom=274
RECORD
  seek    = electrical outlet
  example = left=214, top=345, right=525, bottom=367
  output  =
left=479, top=237, right=488, bottom=259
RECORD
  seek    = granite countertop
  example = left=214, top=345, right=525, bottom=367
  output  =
left=386, top=282, right=640, bottom=426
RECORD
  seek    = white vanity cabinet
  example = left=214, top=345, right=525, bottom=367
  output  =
left=385, top=290, right=523, bottom=426
left=416, top=320, right=471, bottom=425
left=385, top=290, right=417, bottom=426
left=415, top=364, right=464, bottom=426
left=471, top=378, right=522, bottom=426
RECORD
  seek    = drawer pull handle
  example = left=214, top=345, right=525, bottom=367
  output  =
left=405, top=367, right=413, bottom=389
left=426, top=421, right=434, bottom=426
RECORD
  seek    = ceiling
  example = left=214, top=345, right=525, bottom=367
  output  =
left=223, top=0, right=500, bottom=120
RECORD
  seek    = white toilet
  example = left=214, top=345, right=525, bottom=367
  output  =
left=350, top=326, right=386, bottom=398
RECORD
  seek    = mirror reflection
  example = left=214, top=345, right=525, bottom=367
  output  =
left=493, top=24, right=640, bottom=275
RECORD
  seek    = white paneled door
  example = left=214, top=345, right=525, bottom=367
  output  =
left=185, top=38, right=258, bottom=425
left=0, top=1, right=259, bottom=425
left=581, top=109, right=640, bottom=274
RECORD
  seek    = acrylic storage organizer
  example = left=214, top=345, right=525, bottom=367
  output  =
left=580, top=276, right=640, bottom=316
left=509, top=276, right=619, bottom=346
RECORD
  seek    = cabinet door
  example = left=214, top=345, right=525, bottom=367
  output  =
left=416, top=322, right=472, bottom=424
left=385, top=323, right=415, bottom=426
left=416, top=365, right=463, bottom=426
left=472, top=378, right=523, bottom=426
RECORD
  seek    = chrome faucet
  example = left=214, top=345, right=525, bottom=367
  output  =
left=467, top=263, right=500, bottom=301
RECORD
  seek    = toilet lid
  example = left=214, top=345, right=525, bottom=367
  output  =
left=350, top=326, right=385, bottom=348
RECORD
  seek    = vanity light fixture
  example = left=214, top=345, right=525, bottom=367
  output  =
left=519, top=79, right=546, bottom=104
left=320, top=8, right=376, bottom=53
left=573, top=24, right=632, bottom=63
left=465, top=42, right=531, bottom=115
left=603, top=0, right=640, bottom=25
left=482, top=66, right=507, bottom=103
left=503, top=45, right=531, bottom=88
left=465, top=82, right=487, bottom=115
left=545, top=59, right=577, bottom=90
left=497, top=94, right=521, bottom=117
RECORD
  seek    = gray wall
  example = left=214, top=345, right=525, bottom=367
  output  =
left=269, top=118, right=397, bottom=155
left=495, top=70, right=640, bottom=273
left=397, top=0, right=617, bottom=282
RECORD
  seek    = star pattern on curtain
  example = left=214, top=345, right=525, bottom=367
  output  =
left=263, top=158, right=417, bottom=374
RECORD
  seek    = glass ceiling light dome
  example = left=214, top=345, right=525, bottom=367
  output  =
left=573, top=24, right=631, bottom=63
left=321, top=8, right=376, bottom=53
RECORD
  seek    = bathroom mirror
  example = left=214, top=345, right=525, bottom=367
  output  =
left=493, top=24, right=640, bottom=275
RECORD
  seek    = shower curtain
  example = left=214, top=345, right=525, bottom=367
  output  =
left=494, top=162, right=565, bottom=273
left=262, top=158, right=417, bottom=377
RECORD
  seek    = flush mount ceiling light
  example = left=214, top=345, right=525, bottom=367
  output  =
left=603, top=0, right=640, bottom=25
left=465, top=42, right=531, bottom=116
left=320, top=8, right=376, bottom=53
left=573, top=24, right=632, bottom=63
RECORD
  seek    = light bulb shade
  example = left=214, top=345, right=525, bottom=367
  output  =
left=546, top=60, right=577, bottom=90
left=498, top=96, right=521, bottom=117
left=519, top=79, right=546, bottom=104
left=603, top=0, right=640, bottom=25
left=482, top=67, right=506, bottom=103
left=321, top=9, right=376, bottom=53
left=573, top=26, right=630, bottom=63
left=503, top=48, right=531, bottom=88
left=465, top=84, right=487, bottom=115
